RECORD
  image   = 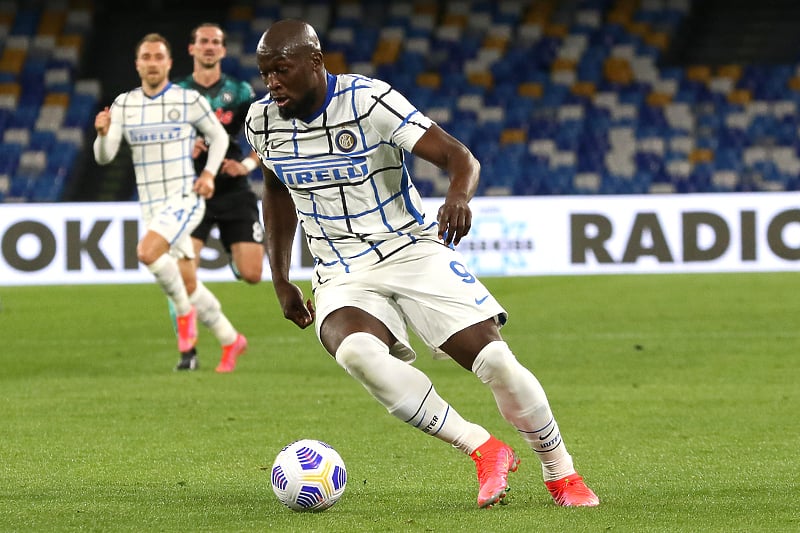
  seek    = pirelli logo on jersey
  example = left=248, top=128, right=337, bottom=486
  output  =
left=129, top=126, right=183, bottom=144
left=274, top=156, right=369, bottom=186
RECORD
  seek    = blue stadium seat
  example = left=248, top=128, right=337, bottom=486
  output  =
left=10, top=9, right=39, bottom=36
left=47, top=141, right=77, bottom=170
left=30, top=171, right=66, bottom=202
left=9, top=106, right=38, bottom=129
left=31, top=131, right=58, bottom=153
left=0, top=143, right=23, bottom=176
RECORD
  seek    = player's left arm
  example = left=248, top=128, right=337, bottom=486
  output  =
left=411, top=124, right=480, bottom=246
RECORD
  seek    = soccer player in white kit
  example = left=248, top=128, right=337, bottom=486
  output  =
left=246, top=20, right=600, bottom=508
left=94, top=33, right=244, bottom=368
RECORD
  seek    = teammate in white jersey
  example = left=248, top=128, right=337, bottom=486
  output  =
left=245, top=20, right=600, bottom=509
left=94, top=33, right=245, bottom=370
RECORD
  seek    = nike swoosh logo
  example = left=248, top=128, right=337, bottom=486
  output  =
left=475, top=295, right=489, bottom=305
left=539, top=429, right=555, bottom=440
left=269, top=139, right=288, bottom=150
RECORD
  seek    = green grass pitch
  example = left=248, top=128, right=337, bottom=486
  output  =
left=1, top=273, right=797, bottom=532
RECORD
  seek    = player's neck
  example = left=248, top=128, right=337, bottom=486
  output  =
left=192, top=66, right=221, bottom=88
left=142, top=80, right=169, bottom=97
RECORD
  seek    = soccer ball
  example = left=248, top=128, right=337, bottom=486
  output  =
left=270, top=439, right=347, bottom=512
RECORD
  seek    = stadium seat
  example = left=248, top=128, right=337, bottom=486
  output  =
left=30, top=129, right=56, bottom=151
left=0, top=142, right=23, bottom=176
left=3, top=0, right=799, bottom=202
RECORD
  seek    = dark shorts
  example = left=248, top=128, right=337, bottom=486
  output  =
left=191, top=187, right=264, bottom=253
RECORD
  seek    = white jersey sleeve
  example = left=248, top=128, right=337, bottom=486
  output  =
left=360, top=77, right=432, bottom=152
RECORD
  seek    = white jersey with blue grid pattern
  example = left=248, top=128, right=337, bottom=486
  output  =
left=94, top=82, right=225, bottom=222
left=245, top=73, right=438, bottom=282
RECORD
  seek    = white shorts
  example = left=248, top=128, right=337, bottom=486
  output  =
left=313, top=239, right=507, bottom=362
left=142, top=196, right=205, bottom=260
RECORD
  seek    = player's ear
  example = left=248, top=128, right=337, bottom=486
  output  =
left=311, top=51, right=324, bottom=70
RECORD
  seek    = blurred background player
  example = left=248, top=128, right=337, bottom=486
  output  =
left=181, top=22, right=264, bottom=284
left=247, top=20, right=599, bottom=509
left=168, top=22, right=264, bottom=372
left=94, top=33, right=245, bottom=373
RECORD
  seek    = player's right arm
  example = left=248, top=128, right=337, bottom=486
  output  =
left=262, top=166, right=314, bottom=329
left=93, top=103, right=123, bottom=164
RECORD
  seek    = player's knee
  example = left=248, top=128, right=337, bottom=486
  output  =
left=136, top=246, right=157, bottom=266
left=472, top=341, right=519, bottom=384
left=238, top=263, right=262, bottom=284
left=335, top=332, right=387, bottom=379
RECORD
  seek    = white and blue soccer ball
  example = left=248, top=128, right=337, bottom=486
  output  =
left=270, top=439, right=347, bottom=512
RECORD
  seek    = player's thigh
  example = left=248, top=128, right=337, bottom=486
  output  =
left=315, top=278, right=410, bottom=359
left=230, top=241, right=264, bottom=280
left=318, top=306, right=396, bottom=356
left=147, top=198, right=205, bottom=261
left=231, top=241, right=264, bottom=271
left=390, top=243, right=506, bottom=350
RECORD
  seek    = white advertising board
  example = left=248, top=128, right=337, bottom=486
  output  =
left=1, top=192, right=798, bottom=286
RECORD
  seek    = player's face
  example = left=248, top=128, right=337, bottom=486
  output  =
left=136, top=41, right=172, bottom=91
left=257, top=52, right=320, bottom=120
left=190, top=26, right=225, bottom=68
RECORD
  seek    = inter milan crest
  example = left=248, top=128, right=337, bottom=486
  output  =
left=167, top=108, right=181, bottom=121
left=335, top=130, right=356, bottom=153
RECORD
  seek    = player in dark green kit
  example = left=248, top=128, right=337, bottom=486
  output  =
left=170, top=23, right=264, bottom=373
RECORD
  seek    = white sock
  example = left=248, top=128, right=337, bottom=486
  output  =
left=472, top=341, right=575, bottom=481
left=189, top=281, right=237, bottom=346
left=148, top=254, right=191, bottom=315
left=336, top=332, right=490, bottom=454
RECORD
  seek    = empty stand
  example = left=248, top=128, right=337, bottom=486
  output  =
left=2, top=0, right=799, bottom=202
left=0, top=0, right=98, bottom=202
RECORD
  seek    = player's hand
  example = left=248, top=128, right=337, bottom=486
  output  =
left=193, top=170, right=215, bottom=199
left=275, top=280, right=315, bottom=329
left=436, top=193, right=472, bottom=246
left=220, top=158, right=248, bottom=177
left=94, top=106, right=111, bottom=136
left=192, top=137, right=208, bottom=159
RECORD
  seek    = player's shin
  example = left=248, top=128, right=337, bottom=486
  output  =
left=472, top=341, right=575, bottom=480
left=335, top=332, right=489, bottom=454
left=148, top=254, right=191, bottom=315
left=189, top=281, right=237, bottom=346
